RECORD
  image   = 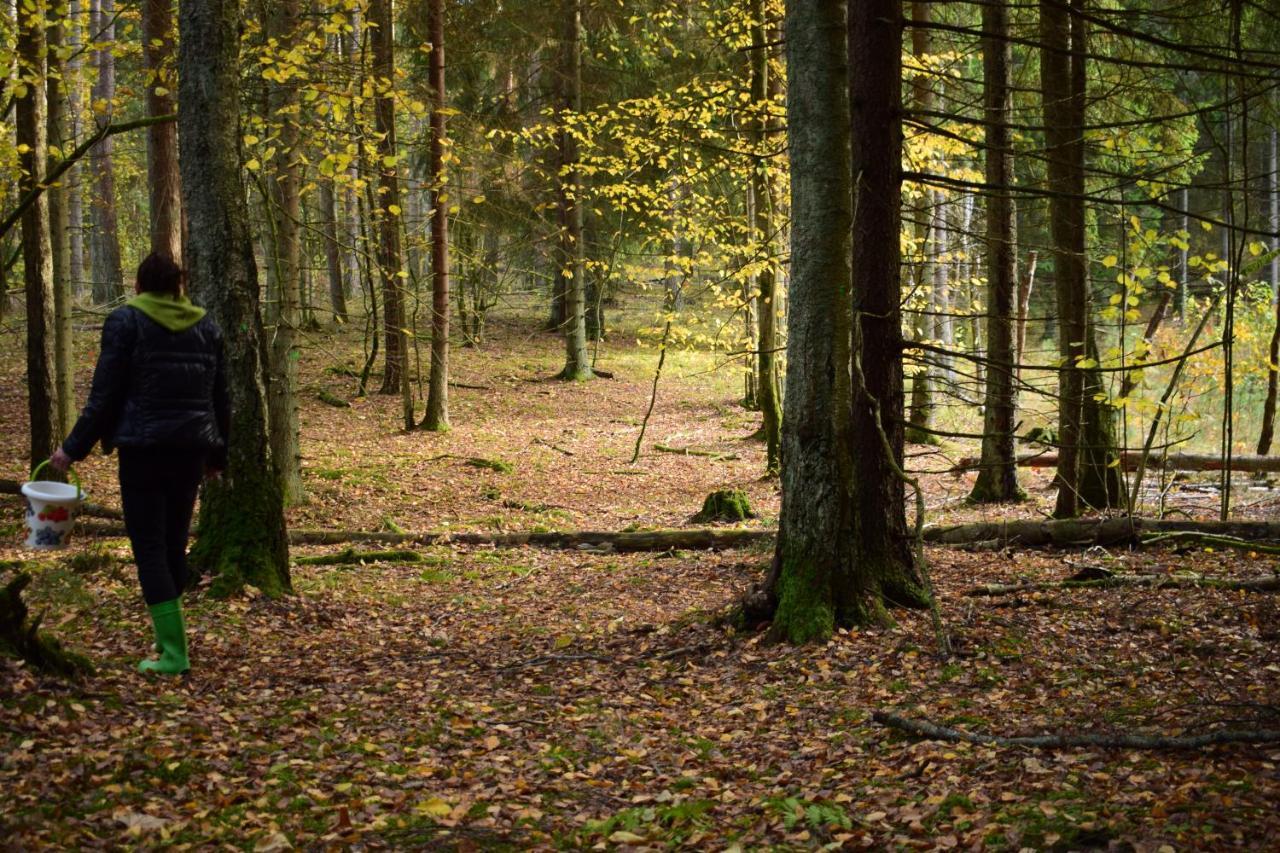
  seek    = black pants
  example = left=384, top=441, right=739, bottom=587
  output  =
left=119, top=447, right=205, bottom=605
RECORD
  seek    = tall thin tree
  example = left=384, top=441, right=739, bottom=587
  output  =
left=765, top=0, right=857, bottom=642
left=17, top=0, right=57, bottom=467
left=87, top=0, right=123, bottom=304
left=370, top=0, right=410, bottom=418
left=265, top=0, right=304, bottom=503
left=179, top=0, right=291, bottom=596
left=47, top=0, right=74, bottom=435
left=558, top=0, right=591, bottom=380
left=1040, top=0, right=1088, bottom=518
left=142, top=0, right=182, bottom=260
left=847, top=0, right=929, bottom=611
left=748, top=0, right=780, bottom=471
left=969, top=0, right=1024, bottom=503
left=421, top=0, right=450, bottom=430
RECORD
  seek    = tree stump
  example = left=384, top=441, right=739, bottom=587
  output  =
left=693, top=489, right=756, bottom=523
left=0, top=571, right=92, bottom=678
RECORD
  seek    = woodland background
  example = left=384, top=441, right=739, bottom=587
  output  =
left=2, top=0, right=1280, bottom=848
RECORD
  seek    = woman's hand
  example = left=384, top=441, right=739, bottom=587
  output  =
left=49, top=448, right=73, bottom=474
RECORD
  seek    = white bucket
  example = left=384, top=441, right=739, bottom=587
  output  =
left=21, top=462, right=84, bottom=550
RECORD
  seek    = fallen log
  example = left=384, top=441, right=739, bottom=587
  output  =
left=951, top=451, right=1280, bottom=474
left=872, top=711, right=1280, bottom=750
left=288, top=527, right=774, bottom=552
left=922, top=518, right=1280, bottom=548
left=72, top=517, right=1280, bottom=554
left=965, top=573, right=1280, bottom=597
left=294, top=548, right=424, bottom=566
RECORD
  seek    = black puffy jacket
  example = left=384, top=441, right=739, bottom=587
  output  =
left=62, top=305, right=230, bottom=468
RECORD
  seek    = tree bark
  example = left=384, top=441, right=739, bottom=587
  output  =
left=265, top=0, right=304, bottom=504
left=848, top=0, right=929, bottom=610
left=749, top=0, right=780, bottom=471
left=66, top=0, right=85, bottom=300
left=1258, top=124, right=1280, bottom=454
left=557, top=0, right=591, bottom=381
left=765, top=0, right=856, bottom=643
left=421, top=0, right=450, bottom=430
left=369, top=0, right=409, bottom=409
left=87, top=0, right=123, bottom=304
left=179, top=0, right=291, bottom=597
left=904, top=2, right=934, bottom=445
left=46, top=1, right=75, bottom=437
left=142, top=0, right=182, bottom=261
left=1040, top=0, right=1087, bottom=518
left=17, top=0, right=57, bottom=468
left=1015, top=250, right=1037, bottom=383
left=969, top=0, right=1024, bottom=503
left=318, top=179, right=348, bottom=322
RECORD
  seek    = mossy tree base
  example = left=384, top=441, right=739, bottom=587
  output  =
left=191, top=475, right=291, bottom=599
left=967, top=482, right=1028, bottom=505
left=692, top=489, right=756, bottom=523
left=0, top=572, right=93, bottom=678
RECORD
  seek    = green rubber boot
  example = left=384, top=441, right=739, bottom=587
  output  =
left=139, top=599, right=189, bottom=675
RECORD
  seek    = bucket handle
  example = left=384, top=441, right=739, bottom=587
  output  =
left=29, top=459, right=84, bottom=499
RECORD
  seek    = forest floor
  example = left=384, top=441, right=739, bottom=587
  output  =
left=2, top=310, right=1280, bottom=850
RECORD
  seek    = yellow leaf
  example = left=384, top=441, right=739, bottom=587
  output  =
left=1101, top=255, right=1118, bottom=268
left=415, top=797, right=452, bottom=818
left=243, top=134, right=259, bottom=146
left=245, top=159, right=261, bottom=172
left=610, top=831, right=646, bottom=843
left=387, top=204, right=402, bottom=216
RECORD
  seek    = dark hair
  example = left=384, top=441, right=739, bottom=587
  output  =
left=136, top=253, right=184, bottom=296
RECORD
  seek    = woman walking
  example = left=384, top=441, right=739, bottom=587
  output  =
left=51, top=253, right=229, bottom=675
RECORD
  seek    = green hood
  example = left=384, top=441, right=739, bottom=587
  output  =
left=127, top=292, right=207, bottom=332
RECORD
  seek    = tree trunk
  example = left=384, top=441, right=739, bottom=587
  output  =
left=1015, top=249, right=1037, bottom=383
left=848, top=0, right=929, bottom=613
left=319, top=179, right=348, bottom=322
left=87, top=0, right=123, bottom=304
left=904, top=2, right=934, bottom=445
left=265, top=0, right=304, bottom=504
left=1040, top=0, right=1088, bottom=518
left=46, top=2, right=74, bottom=437
left=421, top=0, right=450, bottom=431
left=765, top=0, right=856, bottom=642
left=749, top=0, right=780, bottom=472
left=179, top=0, right=291, bottom=597
left=969, top=0, right=1024, bottom=503
left=66, top=0, right=85, bottom=300
left=1258, top=128, right=1280, bottom=454
left=558, top=0, right=591, bottom=381
left=17, top=0, right=57, bottom=467
left=370, top=0, right=408, bottom=409
left=142, top=0, right=183, bottom=262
